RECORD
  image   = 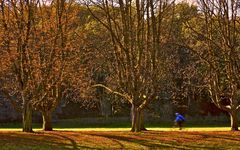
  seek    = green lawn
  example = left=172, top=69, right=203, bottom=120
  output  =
left=0, top=116, right=231, bottom=129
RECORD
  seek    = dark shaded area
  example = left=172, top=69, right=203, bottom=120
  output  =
left=0, top=116, right=234, bottom=129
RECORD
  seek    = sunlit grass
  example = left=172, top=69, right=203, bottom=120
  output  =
left=50, top=127, right=233, bottom=131
left=148, top=127, right=231, bottom=131
left=0, top=127, right=232, bottom=132
left=0, top=117, right=233, bottom=132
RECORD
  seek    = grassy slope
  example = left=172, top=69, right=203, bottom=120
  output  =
left=0, top=130, right=239, bottom=149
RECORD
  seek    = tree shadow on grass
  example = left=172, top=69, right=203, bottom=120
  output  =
left=52, top=132, right=79, bottom=149
left=85, top=132, right=186, bottom=149
left=0, top=133, right=71, bottom=150
left=143, top=131, right=240, bottom=149
left=52, top=132, right=98, bottom=150
left=52, top=131, right=126, bottom=149
left=85, top=131, right=229, bottom=150
left=0, top=131, right=94, bottom=150
left=1, top=131, right=239, bottom=149
left=198, top=132, right=240, bottom=148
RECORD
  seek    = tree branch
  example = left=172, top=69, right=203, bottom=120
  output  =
left=0, top=90, right=22, bottom=112
left=92, top=84, right=132, bottom=103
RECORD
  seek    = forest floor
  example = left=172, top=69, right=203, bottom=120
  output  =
left=0, top=129, right=239, bottom=149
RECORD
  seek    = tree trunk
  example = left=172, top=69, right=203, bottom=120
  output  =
left=140, top=110, right=147, bottom=131
left=229, top=110, right=239, bottom=131
left=100, top=97, right=112, bottom=118
left=42, top=110, right=53, bottom=131
left=131, top=104, right=145, bottom=132
left=22, top=102, right=33, bottom=132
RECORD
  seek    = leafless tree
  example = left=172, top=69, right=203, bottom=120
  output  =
left=0, top=0, right=78, bottom=131
left=85, top=0, right=176, bottom=132
left=189, top=0, right=240, bottom=131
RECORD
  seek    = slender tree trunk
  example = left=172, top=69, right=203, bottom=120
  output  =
left=131, top=104, right=145, bottom=132
left=22, top=101, right=33, bottom=132
left=42, top=110, right=53, bottom=131
left=100, top=97, right=112, bottom=119
left=229, top=110, right=239, bottom=131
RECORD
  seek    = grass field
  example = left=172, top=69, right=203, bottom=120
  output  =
left=0, top=116, right=231, bottom=129
left=0, top=129, right=240, bottom=149
left=0, top=117, right=239, bottom=149
left=0, top=127, right=232, bottom=132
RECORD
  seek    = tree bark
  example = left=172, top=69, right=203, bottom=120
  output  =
left=42, top=110, right=53, bottom=131
left=229, top=110, right=239, bottom=131
left=22, top=102, right=33, bottom=132
left=140, top=110, right=147, bottom=131
left=131, top=104, right=145, bottom=132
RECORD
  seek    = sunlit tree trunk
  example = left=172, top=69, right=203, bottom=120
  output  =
left=22, top=101, right=33, bottom=132
left=42, top=110, right=53, bottom=131
left=229, top=110, right=239, bottom=131
left=131, top=104, right=145, bottom=132
left=131, top=104, right=140, bottom=132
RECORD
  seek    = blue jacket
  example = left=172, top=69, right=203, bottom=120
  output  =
left=175, top=113, right=185, bottom=122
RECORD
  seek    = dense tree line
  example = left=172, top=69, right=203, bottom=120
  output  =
left=0, top=0, right=240, bottom=132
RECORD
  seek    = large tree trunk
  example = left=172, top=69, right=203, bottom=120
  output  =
left=140, top=110, right=147, bottom=131
left=229, top=110, right=239, bottom=131
left=22, top=102, right=33, bottom=132
left=131, top=104, right=145, bottom=132
left=42, top=110, right=53, bottom=131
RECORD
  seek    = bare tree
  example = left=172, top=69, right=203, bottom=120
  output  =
left=0, top=0, right=77, bottom=131
left=85, top=0, right=175, bottom=132
left=188, top=0, right=240, bottom=131
left=0, top=0, right=39, bottom=132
